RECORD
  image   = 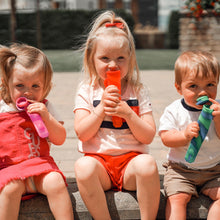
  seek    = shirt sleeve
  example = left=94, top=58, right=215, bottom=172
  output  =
left=46, top=100, right=63, bottom=123
left=73, top=83, right=92, bottom=113
left=158, top=104, right=178, bottom=135
left=138, top=86, right=153, bottom=115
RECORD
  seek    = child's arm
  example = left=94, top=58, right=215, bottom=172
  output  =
left=160, top=121, right=200, bottom=148
left=210, top=98, right=220, bottom=138
left=74, top=103, right=105, bottom=142
left=74, top=85, right=120, bottom=142
left=125, top=109, right=156, bottom=144
left=27, top=102, right=66, bottom=145
left=104, top=99, right=156, bottom=144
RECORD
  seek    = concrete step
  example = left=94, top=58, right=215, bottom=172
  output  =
left=18, top=176, right=212, bottom=220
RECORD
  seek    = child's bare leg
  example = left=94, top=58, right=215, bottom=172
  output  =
left=203, top=187, right=220, bottom=220
left=166, top=193, right=191, bottom=220
left=74, top=156, right=112, bottom=220
left=0, top=180, right=25, bottom=220
left=123, top=154, right=160, bottom=220
left=35, top=172, right=74, bottom=220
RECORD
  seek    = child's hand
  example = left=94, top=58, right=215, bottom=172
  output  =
left=101, top=85, right=120, bottom=108
left=26, top=100, right=49, bottom=120
left=26, top=100, right=66, bottom=144
left=210, top=98, right=220, bottom=117
left=102, top=85, right=133, bottom=118
left=209, top=98, right=220, bottom=138
left=184, top=121, right=200, bottom=141
left=104, top=99, right=131, bottom=118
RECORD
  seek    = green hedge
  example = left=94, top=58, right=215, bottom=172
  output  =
left=0, top=9, right=135, bottom=49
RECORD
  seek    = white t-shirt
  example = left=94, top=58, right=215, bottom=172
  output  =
left=74, top=82, right=152, bottom=155
left=159, top=98, right=220, bottom=169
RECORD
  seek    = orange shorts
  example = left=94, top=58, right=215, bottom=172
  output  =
left=85, top=152, right=141, bottom=191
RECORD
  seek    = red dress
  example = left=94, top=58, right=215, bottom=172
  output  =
left=0, top=111, right=66, bottom=191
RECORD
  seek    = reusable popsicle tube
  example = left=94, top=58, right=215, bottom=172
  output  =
left=16, top=97, right=49, bottom=138
left=185, top=96, right=213, bottom=163
left=104, top=70, right=123, bottom=128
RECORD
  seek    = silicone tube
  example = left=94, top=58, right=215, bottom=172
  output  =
left=104, top=70, right=123, bottom=128
left=185, top=96, right=213, bottom=163
left=16, top=97, right=49, bottom=138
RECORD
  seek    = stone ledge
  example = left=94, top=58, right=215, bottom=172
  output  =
left=19, top=176, right=212, bottom=220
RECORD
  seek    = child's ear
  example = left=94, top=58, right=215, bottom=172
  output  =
left=175, top=83, right=182, bottom=95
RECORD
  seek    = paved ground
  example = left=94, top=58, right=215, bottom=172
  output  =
left=48, top=70, right=220, bottom=178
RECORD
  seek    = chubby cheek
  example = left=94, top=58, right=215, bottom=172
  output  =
left=182, top=91, right=197, bottom=106
left=100, top=71, right=107, bottom=80
left=122, top=62, right=130, bottom=79
left=184, top=97, right=195, bottom=106
left=119, top=65, right=129, bottom=79
left=209, top=89, right=217, bottom=100
left=94, top=66, right=106, bottom=80
left=121, top=71, right=128, bottom=80
left=39, top=93, right=45, bottom=102
left=9, top=88, right=18, bottom=100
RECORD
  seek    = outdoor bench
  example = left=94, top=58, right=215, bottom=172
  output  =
left=18, top=175, right=212, bottom=220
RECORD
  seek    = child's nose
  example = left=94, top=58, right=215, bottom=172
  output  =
left=108, top=61, right=118, bottom=71
left=24, top=90, right=32, bottom=98
left=198, top=88, right=207, bottom=97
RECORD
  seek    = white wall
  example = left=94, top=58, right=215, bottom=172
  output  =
left=158, top=0, right=185, bottom=31
left=66, top=0, right=98, bottom=10
left=0, top=0, right=38, bottom=11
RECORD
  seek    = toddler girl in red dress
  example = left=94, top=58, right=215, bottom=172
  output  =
left=0, top=43, right=73, bottom=220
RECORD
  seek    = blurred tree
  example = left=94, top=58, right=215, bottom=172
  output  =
left=36, top=0, right=42, bottom=49
left=10, top=0, right=16, bottom=41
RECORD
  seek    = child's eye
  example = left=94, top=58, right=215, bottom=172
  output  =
left=118, top=56, right=124, bottom=61
left=189, top=84, right=197, bottom=89
left=32, top=84, right=40, bottom=88
left=101, top=57, right=109, bottom=61
left=16, top=84, right=24, bottom=88
left=207, top=83, right=214, bottom=87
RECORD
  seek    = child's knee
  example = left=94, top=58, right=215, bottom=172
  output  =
left=35, top=172, right=66, bottom=194
left=203, top=187, right=220, bottom=200
left=48, top=172, right=65, bottom=189
left=74, top=156, right=99, bottom=180
left=133, top=154, right=158, bottom=177
left=1, top=180, right=25, bottom=197
left=168, top=193, right=191, bottom=206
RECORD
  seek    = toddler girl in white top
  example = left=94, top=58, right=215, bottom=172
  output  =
left=74, top=10, right=160, bottom=220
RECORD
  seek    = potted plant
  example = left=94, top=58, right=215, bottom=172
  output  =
left=179, top=0, right=220, bottom=61
left=184, top=0, right=220, bottom=19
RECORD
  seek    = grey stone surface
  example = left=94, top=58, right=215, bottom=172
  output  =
left=19, top=177, right=212, bottom=220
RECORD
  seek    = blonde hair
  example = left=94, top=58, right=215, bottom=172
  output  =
left=82, top=10, right=141, bottom=89
left=175, top=50, right=220, bottom=86
left=0, top=43, right=53, bottom=103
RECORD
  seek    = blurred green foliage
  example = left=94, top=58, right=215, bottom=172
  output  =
left=167, top=11, right=180, bottom=49
left=0, top=9, right=135, bottom=49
